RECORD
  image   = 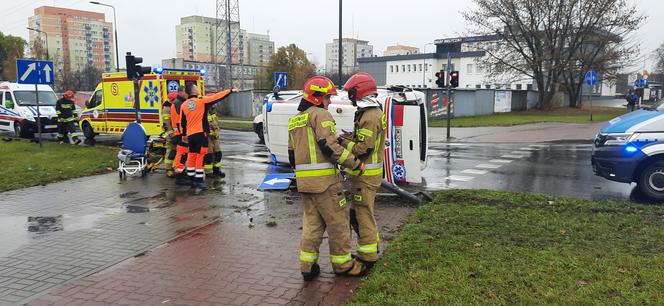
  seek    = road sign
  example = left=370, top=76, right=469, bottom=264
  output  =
left=274, top=72, right=287, bottom=89
left=17, top=59, right=54, bottom=85
left=585, top=70, right=598, bottom=86
left=634, top=79, right=649, bottom=88
left=258, top=173, right=295, bottom=190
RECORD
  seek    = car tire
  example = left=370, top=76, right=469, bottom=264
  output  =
left=14, top=121, right=34, bottom=139
left=255, top=123, right=264, bottom=143
left=638, top=161, right=664, bottom=200
left=82, top=122, right=95, bottom=141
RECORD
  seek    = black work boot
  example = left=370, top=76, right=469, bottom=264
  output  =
left=175, top=173, right=191, bottom=186
left=302, top=263, right=320, bottom=281
left=193, top=179, right=208, bottom=191
left=213, top=167, right=226, bottom=178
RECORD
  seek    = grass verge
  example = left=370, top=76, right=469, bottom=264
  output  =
left=429, top=108, right=626, bottom=127
left=219, top=120, right=254, bottom=130
left=0, top=140, right=117, bottom=192
left=351, top=189, right=664, bottom=305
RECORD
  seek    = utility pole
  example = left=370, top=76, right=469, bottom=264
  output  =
left=216, top=0, right=240, bottom=90
left=338, top=0, right=343, bottom=85
left=446, top=52, right=452, bottom=140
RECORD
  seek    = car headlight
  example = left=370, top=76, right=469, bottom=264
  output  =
left=604, top=133, right=634, bottom=145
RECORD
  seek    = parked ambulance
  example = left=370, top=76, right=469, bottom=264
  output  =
left=262, top=87, right=429, bottom=184
left=592, top=104, right=664, bottom=199
left=0, top=82, right=59, bottom=138
left=79, top=68, right=205, bottom=141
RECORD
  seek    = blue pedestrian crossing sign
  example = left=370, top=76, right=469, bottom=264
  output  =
left=17, top=59, right=54, bottom=85
left=585, top=70, right=598, bottom=86
left=258, top=173, right=295, bottom=190
left=274, top=72, right=288, bottom=89
left=634, top=78, right=649, bottom=88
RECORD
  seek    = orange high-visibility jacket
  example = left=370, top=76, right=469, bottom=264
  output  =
left=181, top=90, right=231, bottom=136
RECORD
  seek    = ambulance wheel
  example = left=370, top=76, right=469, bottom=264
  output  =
left=82, top=123, right=95, bottom=141
left=638, top=161, right=664, bottom=200
left=14, top=122, right=33, bottom=139
left=256, top=123, right=264, bottom=143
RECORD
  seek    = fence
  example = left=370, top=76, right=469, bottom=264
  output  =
left=418, top=88, right=539, bottom=118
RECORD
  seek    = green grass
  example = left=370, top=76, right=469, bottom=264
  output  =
left=429, top=109, right=627, bottom=127
left=219, top=116, right=253, bottom=121
left=0, top=140, right=117, bottom=192
left=218, top=120, right=254, bottom=130
left=351, top=190, right=664, bottom=305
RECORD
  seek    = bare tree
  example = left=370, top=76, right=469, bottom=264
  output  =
left=655, top=42, right=664, bottom=74
left=465, top=0, right=643, bottom=109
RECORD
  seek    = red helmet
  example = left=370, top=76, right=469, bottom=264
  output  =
left=343, top=72, right=377, bottom=102
left=303, top=76, right=337, bottom=105
left=64, top=90, right=75, bottom=99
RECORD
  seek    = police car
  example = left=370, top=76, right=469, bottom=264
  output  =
left=0, top=82, right=59, bottom=138
left=592, top=104, right=664, bottom=199
left=261, top=86, right=429, bottom=185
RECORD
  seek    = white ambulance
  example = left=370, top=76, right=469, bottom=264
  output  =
left=0, top=82, right=59, bottom=138
left=262, top=87, right=429, bottom=185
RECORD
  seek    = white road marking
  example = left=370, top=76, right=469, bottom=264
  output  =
left=489, top=159, right=512, bottom=164
left=501, top=154, right=525, bottom=159
left=528, top=144, right=550, bottom=148
left=519, top=147, right=538, bottom=151
left=462, top=169, right=489, bottom=175
left=476, top=163, right=502, bottom=169
left=444, top=175, right=475, bottom=182
left=511, top=151, right=532, bottom=155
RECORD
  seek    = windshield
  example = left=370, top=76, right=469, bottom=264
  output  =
left=14, top=91, right=58, bottom=106
left=655, top=100, right=664, bottom=112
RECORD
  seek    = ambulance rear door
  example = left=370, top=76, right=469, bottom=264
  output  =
left=136, top=74, right=162, bottom=135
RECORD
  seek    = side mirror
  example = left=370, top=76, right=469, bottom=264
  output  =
left=4, top=100, right=13, bottom=109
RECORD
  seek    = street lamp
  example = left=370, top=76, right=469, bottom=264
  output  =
left=422, top=43, right=434, bottom=88
left=26, top=27, right=49, bottom=60
left=90, top=1, right=119, bottom=72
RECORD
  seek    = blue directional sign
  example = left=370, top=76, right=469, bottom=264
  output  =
left=258, top=173, right=295, bottom=190
left=17, top=59, right=54, bottom=85
left=585, top=70, right=598, bottom=86
left=634, top=79, right=649, bottom=88
left=274, top=72, right=288, bottom=89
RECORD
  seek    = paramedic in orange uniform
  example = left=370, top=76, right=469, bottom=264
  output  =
left=180, top=83, right=236, bottom=190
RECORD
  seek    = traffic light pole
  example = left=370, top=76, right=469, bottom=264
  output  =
left=446, top=52, right=452, bottom=140
left=133, top=79, right=141, bottom=123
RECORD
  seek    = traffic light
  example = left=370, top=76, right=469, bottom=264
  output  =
left=450, top=71, right=459, bottom=88
left=435, top=70, right=445, bottom=88
left=125, top=52, right=152, bottom=80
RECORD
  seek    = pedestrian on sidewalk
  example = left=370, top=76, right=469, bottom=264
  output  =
left=55, top=90, right=81, bottom=145
left=180, top=84, right=236, bottom=191
left=288, top=76, right=366, bottom=280
left=627, top=90, right=638, bottom=112
left=339, top=72, right=386, bottom=276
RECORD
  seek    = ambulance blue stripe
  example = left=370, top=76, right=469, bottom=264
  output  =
left=0, top=107, right=20, bottom=116
left=27, top=106, right=37, bottom=116
left=81, top=108, right=159, bottom=115
left=601, top=110, right=664, bottom=133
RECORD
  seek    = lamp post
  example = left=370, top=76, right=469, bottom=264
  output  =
left=26, top=27, right=49, bottom=60
left=90, top=1, right=119, bottom=72
left=422, top=43, right=433, bottom=88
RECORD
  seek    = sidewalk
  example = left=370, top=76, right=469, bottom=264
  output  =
left=431, top=122, right=604, bottom=143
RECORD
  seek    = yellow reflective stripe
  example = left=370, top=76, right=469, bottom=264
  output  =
left=357, top=243, right=378, bottom=254
left=321, top=120, right=336, bottom=134
left=337, top=149, right=350, bottom=164
left=339, top=198, right=347, bottom=208
left=330, top=253, right=352, bottom=264
left=310, top=81, right=333, bottom=94
left=300, top=250, right=319, bottom=263
left=288, top=113, right=309, bottom=131
left=307, top=127, right=317, bottom=164
left=214, top=161, right=222, bottom=167
left=163, top=114, right=172, bottom=120
left=381, top=114, right=387, bottom=130
left=204, top=164, right=213, bottom=170
left=346, top=141, right=356, bottom=153
left=358, top=128, right=374, bottom=138
left=346, top=167, right=383, bottom=176
left=372, top=137, right=381, bottom=164
left=295, top=168, right=339, bottom=178
left=353, top=194, right=363, bottom=202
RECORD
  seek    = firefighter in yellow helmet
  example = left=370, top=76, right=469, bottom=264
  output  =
left=288, top=76, right=366, bottom=280
left=204, top=103, right=224, bottom=178
left=339, top=72, right=386, bottom=276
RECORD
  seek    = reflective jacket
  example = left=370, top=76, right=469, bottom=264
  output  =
left=339, top=103, right=386, bottom=187
left=55, top=97, right=77, bottom=122
left=288, top=101, right=362, bottom=193
left=181, top=90, right=231, bottom=136
left=161, top=101, right=173, bottom=137
left=207, top=107, right=220, bottom=139
left=171, top=96, right=186, bottom=136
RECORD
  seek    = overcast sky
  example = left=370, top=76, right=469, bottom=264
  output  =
left=1, top=0, right=662, bottom=70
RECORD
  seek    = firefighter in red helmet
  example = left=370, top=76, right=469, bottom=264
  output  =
left=288, top=76, right=366, bottom=280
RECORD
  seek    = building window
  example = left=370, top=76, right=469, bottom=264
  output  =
left=402, top=65, right=405, bottom=72
left=390, top=65, right=394, bottom=73
left=407, top=65, right=411, bottom=72
left=419, top=64, right=422, bottom=72
left=395, top=65, right=399, bottom=73
left=467, top=64, right=473, bottom=74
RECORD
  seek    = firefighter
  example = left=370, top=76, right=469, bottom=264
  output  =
left=204, top=104, right=224, bottom=178
left=288, top=76, right=366, bottom=280
left=339, top=72, right=386, bottom=276
left=162, top=92, right=178, bottom=177
left=171, top=86, right=190, bottom=186
left=180, top=83, right=236, bottom=190
left=55, top=90, right=81, bottom=145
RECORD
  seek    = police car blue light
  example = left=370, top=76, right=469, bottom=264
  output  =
left=625, top=145, right=638, bottom=153
left=153, top=67, right=164, bottom=74
left=200, top=69, right=207, bottom=76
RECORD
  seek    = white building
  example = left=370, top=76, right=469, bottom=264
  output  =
left=326, top=38, right=373, bottom=75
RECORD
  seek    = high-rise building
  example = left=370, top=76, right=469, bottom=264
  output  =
left=175, top=16, right=244, bottom=64
left=28, top=6, right=115, bottom=73
left=244, top=33, right=274, bottom=67
left=325, top=38, right=373, bottom=75
left=384, top=45, right=420, bottom=56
